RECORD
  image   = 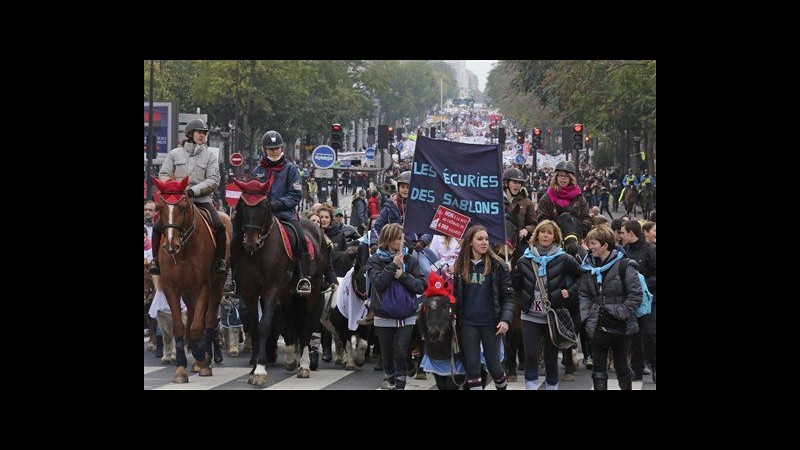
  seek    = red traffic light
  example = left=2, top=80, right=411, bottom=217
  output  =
left=332, top=123, right=342, bottom=132
left=533, top=127, right=542, bottom=136
left=387, top=126, right=394, bottom=133
left=573, top=124, right=583, bottom=133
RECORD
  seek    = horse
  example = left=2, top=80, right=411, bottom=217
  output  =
left=417, top=273, right=489, bottom=390
left=321, top=260, right=370, bottom=371
left=623, top=185, right=638, bottom=218
left=556, top=211, right=585, bottom=259
left=230, top=178, right=327, bottom=386
left=151, top=177, right=231, bottom=383
left=640, top=183, right=654, bottom=221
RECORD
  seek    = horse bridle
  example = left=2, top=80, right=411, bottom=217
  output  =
left=422, top=298, right=466, bottom=388
left=240, top=202, right=276, bottom=252
left=161, top=201, right=197, bottom=255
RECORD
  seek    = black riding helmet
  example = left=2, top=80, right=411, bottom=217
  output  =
left=555, top=161, right=576, bottom=175
left=261, top=130, right=284, bottom=149
left=502, top=167, right=526, bottom=183
left=184, top=119, right=209, bottom=139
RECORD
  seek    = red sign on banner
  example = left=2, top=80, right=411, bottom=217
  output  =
left=225, top=182, right=242, bottom=208
left=429, top=205, right=471, bottom=239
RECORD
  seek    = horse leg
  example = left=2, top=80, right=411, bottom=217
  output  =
left=163, top=287, right=189, bottom=383
left=252, top=292, right=278, bottom=387
left=343, top=336, right=357, bottom=370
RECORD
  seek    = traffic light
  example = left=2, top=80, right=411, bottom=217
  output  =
left=387, top=127, right=395, bottom=144
left=533, top=127, right=542, bottom=150
left=498, top=127, right=506, bottom=145
left=572, top=124, right=584, bottom=150
left=377, top=125, right=389, bottom=149
left=516, top=130, right=525, bottom=145
left=367, top=126, right=376, bottom=146
left=330, top=123, right=343, bottom=153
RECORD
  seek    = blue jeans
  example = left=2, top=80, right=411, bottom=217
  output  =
left=460, top=324, right=505, bottom=383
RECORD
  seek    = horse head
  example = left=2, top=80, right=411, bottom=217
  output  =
left=557, top=211, right=582, bottom=257
left=151, top=177, right=194, bottom=255
left=351, top=257, right=369, bottom=303
left=233, top=178, right=274, bottom=253
left=421, top=272, right=456, bottom=345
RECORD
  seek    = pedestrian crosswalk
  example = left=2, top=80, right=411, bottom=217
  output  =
left=144, top=338, right=654, bottom=390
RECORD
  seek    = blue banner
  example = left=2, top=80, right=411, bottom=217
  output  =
left=405, top=136, right=507, bottom=246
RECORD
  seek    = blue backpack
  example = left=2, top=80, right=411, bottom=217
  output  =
left=618, top=258, right=653, bottom=317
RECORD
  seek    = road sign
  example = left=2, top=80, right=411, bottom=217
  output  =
left=225, top=182, right=241, bottom=208
left=365, top=147, right=376, bottom=160
left=230, top=152, right=243, bottom=167
left=515, top=155, right=526, bottom=164
left=396, top=142, right=404, bottom=151
left=312, top=145, right=336, bottom=169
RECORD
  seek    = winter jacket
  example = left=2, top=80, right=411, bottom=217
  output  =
left=535, top=191, right=593, bottom=238
left=622, top=238, right=656, bottom=294
left=251, top=157, right=302, bottom=221
left=453, top=258, right=515, bottom=325
left=365, top=249, right=426, bottom=320
left=368, top=196, right=380, bottom=217
left=578, top=250, right=642, bottom=338
left=512, top=249, right=585, bottom=313
left=159, top=143, right=220, bottom=204
left=351, top=196, right=369, bottom=228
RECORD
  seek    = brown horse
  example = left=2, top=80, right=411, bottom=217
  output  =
left=230, top=178, right=327, bottom=386
left=623, top=185, right=638, bottom=218
left=640, top=183, right=654, bottom=221
left=151, top=177, right=231, bottom=383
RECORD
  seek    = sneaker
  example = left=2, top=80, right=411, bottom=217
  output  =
left=380, top=380, right=396, bottom=390
left=584, top=356, right=593, bottom=369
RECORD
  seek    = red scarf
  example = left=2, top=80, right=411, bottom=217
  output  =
left=258, top=158, right=286, bottom=194
left=144, top=237, right=152, bottom=251
left=546, top=184, right=582, bottom=207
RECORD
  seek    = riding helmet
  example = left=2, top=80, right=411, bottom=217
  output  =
left=184, top=119, right=209, bottom=138
left=397, top=171, right=412, bottom=185
left=261, top=130, right=284, bottom=149
left=502, top=167, right=526, bottom=183
left=555, top=161, right=576, bottom=175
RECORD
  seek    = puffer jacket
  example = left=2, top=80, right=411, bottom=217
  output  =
left=578, top=250, right=642, bottom=338
left=453, top=258, right=515, bottom=325
left=251, top=157, right=302, bottom=222
left=159, top=143, right=220, bottom=204
left=513, top=249, right=585, bottom=313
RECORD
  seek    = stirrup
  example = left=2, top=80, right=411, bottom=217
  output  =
left=296, top=277, right=312, bottom=296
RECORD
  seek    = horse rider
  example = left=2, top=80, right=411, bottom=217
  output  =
left=619, top=168, right=639, bottom=203
left=501, top=167, right=537, bottom=263
left=149, top=118, right=227, bottom=275
left=252, top=130, right=312, bottom=296
left=535, top=161, right=593, bottom=238
left=639, top=169, right=656, bottom=186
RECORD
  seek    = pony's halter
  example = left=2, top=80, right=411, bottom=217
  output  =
left=240, top=201, right=276, bottom=252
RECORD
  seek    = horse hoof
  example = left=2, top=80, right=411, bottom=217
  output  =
left=345, top=364, right=357, bottom=371
left=252, top=373, right=268, bottom=387
left=415, top=372, right=427, bottom=380
left=297, top=368, right=310, bottom=378
left=172, top=367, right=189, bottom=384
left=507, top=373, right=518, bottom=383
left=146, top=343, right=156, bottom=352
left=229, top=350, right=239, bottom=357
left=191, top=363, right=200, bottom=373
left=198, top=366, right=213, bottom=377
left=285, top=360, right=298, bottom=371
left=247, top=374, right=254, bottom=385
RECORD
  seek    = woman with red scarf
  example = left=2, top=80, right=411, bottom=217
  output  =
left=535, top=161, right=593, bottom=235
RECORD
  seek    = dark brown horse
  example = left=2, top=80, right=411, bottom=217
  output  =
left=230, top=178, right=327, bottom=386
left=623, top=185, right=638, bottom=218
left=640, top=183, right=654, bottom=221
left=151, top=177, right=231, bottom=383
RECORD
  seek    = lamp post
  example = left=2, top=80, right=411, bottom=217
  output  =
left=146, top=60, right=155, bottom=199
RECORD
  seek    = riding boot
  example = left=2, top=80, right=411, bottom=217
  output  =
left=149, top=226, right=162, bottom=275
left=618, top=370, right=633, bottom=390
left=592, top=372, right=608, bottom=390
left=214, top=224, right=227, bottom=275
left=296, top=252, right=312, bottom=296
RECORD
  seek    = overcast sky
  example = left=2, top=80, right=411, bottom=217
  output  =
left=466, top=60, right=498, bottom=92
